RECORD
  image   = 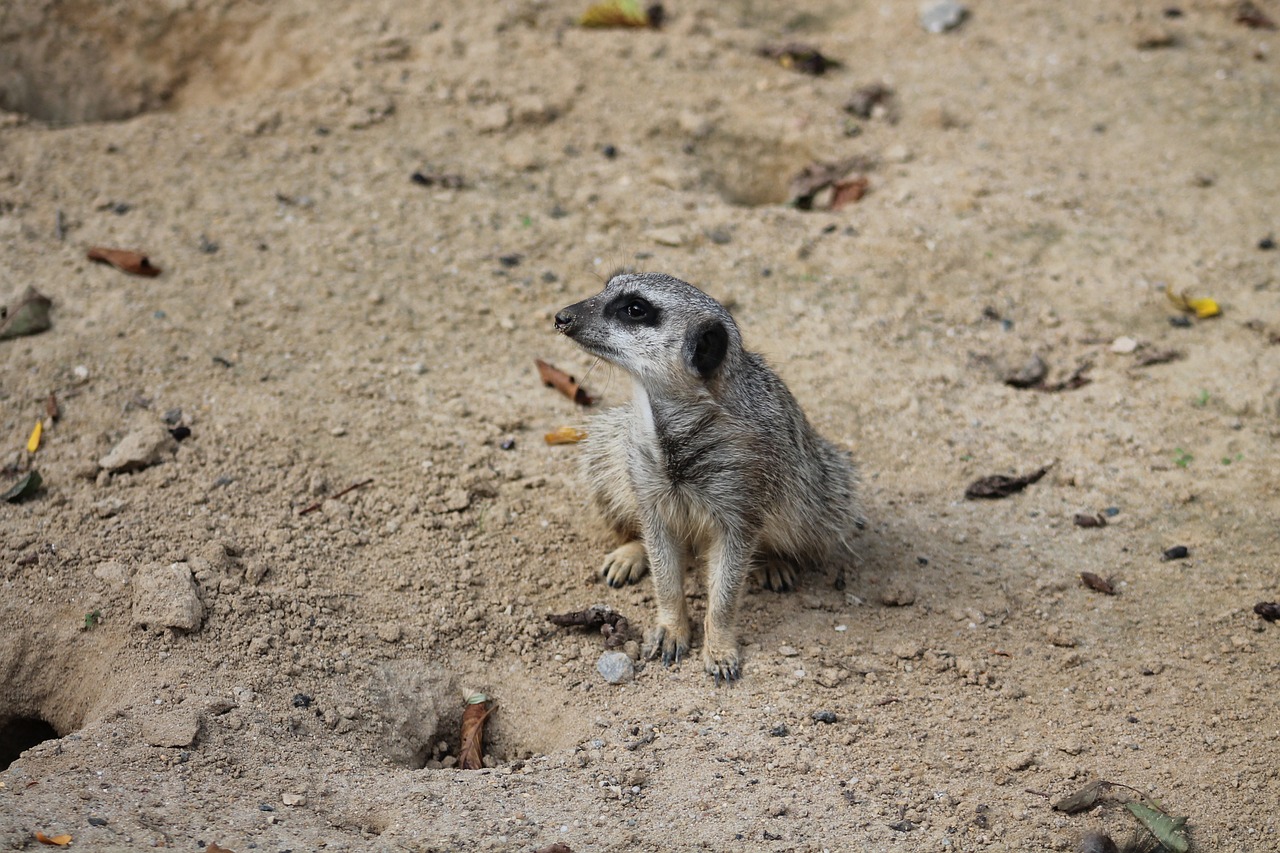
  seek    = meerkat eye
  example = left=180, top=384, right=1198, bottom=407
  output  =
left=622, top=299, right=650, bottom=321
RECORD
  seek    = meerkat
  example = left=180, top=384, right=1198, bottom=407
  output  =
left=554, top=272, right=863, bottom=683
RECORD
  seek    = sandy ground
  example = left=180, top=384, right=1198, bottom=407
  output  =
left=1, top=0, right=1278, bottom=850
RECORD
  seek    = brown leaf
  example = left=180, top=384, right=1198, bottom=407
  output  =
left=206, top=844, right=239, bottom=853
left=459, top=696, right=494, bottom=771
left=1052, top=779, right=1112, bottom=814
left=536, top=359, right=593, bottom=406
left=1073, top=513, right=1107, bottom=528
left=1236, top=0, right=1277, bottom=28
left=830, top=176, right=869, bottom=210
left=789, top=157, right=876, bottom=209
left=534, top=845, right=574, bottom=853
left=45, top=393, right=59, bottom=421
left=1254, top=601, right=1280, bottom=622
left=35, top=832, right=72, bottom=846
left=964, top=466, right=1048, bottom=499
left=1080, top=572, right=1116, bottom=595
left=87, top=247, right=162, bottom=277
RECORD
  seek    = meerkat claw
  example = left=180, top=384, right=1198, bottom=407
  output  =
left=600, top=541, right=648, bottom=587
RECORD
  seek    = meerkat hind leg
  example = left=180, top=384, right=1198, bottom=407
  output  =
left=753, top=555, right=798, bottom=593
left=601, top=540, right=648, bottom=587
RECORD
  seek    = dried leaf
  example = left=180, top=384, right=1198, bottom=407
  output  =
left=1253, top=601, right=1279, bottom=622
left=459, top=695, right=494, bottom=770
left=1125, top=801, right=1189, bottom=853
left=580, top=0, right=649, bottom=27
left=35, top=832, right=72, bottom=846
left=534, top=845, right=574, bottom=853
left=536, top=359, right=593, bottom=405
left=87, top=247, right=162, bottom=277
left=1052, top=779, right=1112, bottom=814
left=27, top=420, right=42, bottom=453
left=789, top=157, right=876, bottom=210
left=1, top=470, right=42, bottom=503
left=206, top=844, right=239, bottom=853
left=1073, top=513, right=1107, bottom=528
left=1080, top=572, right=1116, bottom=595
left=0, top=286, right=53, bottom=340
left=830, top=176, right=870, bottom=210
left=1236, top=0, right=1277, bottom=28
left=758, top=42, right=840, bottom=75
left=547, top=605, right=631, bottom=648
left=964, top=466, right=1048, bottom=499
left=1166, top=288, right=1219, bottom=319
left=45, top=393, right=59, bottom=421
left=544, top=426, right=587, bottom=445
left=1133, top=348, right=1183, bottom=367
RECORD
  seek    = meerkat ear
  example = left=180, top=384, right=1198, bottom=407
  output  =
left=686, top=320, right=729, bottom=379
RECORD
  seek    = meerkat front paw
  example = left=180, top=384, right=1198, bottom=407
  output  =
left=642, top=621, right=690, bottom=667
left=600, top=540, right=648, bottom=587
left=754, top=559, right=797, bottom=592
left=702, top=644, right=741, bottom=685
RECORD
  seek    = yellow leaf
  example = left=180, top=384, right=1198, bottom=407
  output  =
left=27, top=420, right=42, bottom=453
left=544, top=426, right=587, bottom=445
left=1187, top=296, right=1220, bottom=318
left=580, top=0, right=647, bottom=27
left=35, top=832, right=72, bottom=846
left=1166, top=288, right=1220, bottom=318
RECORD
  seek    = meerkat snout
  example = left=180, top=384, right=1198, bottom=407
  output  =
left=558, top=271, right=865, bottom=684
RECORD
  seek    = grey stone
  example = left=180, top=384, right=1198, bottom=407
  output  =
left=597, top=651, right=635, bottom=684
left=920, top=1, right=968, bottom=33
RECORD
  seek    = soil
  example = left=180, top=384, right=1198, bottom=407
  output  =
left=1, top=1, right=1278, bottom=851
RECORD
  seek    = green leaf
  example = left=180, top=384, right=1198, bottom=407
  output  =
left=1, top=470, right=42, bottom=503
left=0, top=286, right=53, bottom=340
left=1126, top=801, right=1189, bottom=852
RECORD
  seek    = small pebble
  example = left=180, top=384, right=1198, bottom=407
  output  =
left=812, top=710, right=838, bottom=724
left=1161, top=545, right=1190, bottom=561
left=920, top=0, right=968, bottom=33
left=291, top=693, right=313, bottom=708
left=1169, top=315, right=1193, bottom=328
left=88, top=817, right=108, bottom=827
left=769, top=723, right=789, bottom=737
left=596, top=651, right=635, bottom=684
left=1259, top=235, right=1276, bottom=250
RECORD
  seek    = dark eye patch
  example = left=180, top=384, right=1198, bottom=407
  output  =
left=606, top=292, right=660, bottom=327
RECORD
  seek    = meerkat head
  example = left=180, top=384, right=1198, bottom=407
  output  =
left=555, top=272, right=743, bottom=394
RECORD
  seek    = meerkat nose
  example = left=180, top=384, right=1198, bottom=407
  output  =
left=554, top=309, right=575, bottom=331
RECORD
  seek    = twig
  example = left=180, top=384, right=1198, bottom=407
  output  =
left=298, top=478, right=374, bottom=515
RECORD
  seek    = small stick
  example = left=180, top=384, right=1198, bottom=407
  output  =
left=298, top=478, right=374, bottom=515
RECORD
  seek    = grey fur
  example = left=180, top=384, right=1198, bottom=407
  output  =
left=554, top=272, right=863, bottom=683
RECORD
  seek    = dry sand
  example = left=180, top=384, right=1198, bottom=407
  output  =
left=1, top=1, right=1278, bottom=850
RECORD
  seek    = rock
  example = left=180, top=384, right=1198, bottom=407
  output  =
left=98, top=423, right=177, bottom=473
left=778, top=645, right=800, bottom=657
left=920, top=0, right=968, bottom=33
left=812, top=710, right=838, bottom=724
left=470, top=103, right=511, bottom=133
left=281, top=792, right=307, bottom=807
left=596, top=651, right=635, bottom=684
left=131, top=562, right=205, bottom=632
left=367, top=663, right=454, bottom=766
left=1110, top=336, right=1138, bottom=354
left=142, top=709, right=200, bottom=747
left=376, top=623, right=402, bottom=643
left=93, top=560, right=130, bottom=585
left=1005, top=750, right=1036, bottom=771
left=647, top=226, right=686, bottom=247
left=880, top=586, right=916, bottom=607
